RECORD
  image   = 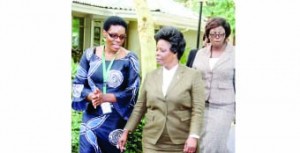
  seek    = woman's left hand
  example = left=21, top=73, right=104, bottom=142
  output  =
left=183, top=137, right=197, bottom=153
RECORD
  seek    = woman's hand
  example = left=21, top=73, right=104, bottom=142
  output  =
left=87, top=88, right=103, bottom=108
left=117, top=129, right=129, bottom=152
left=183, top=137, right=198, bottom=153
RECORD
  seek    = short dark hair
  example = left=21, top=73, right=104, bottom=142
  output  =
left=205, top=17, right=231, bottom=40
left=103, top=16, right=127, bottom=31
left=154, top=26, right=186, bottom=60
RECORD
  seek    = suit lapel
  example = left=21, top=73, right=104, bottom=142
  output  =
left=212, top=44, right=233, bottom=70
left=165, top=65, right=184, bottom=97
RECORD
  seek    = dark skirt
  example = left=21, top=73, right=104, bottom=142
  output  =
left=79, top=108, right=126, bottom=153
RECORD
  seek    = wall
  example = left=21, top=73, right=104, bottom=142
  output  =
left=182, top=30, right=205, bottom=51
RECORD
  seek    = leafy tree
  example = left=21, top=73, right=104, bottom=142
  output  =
left=174, top=0, right=202, bottom=12
left=203, top=0, right=235, bottom=44
left=175, top=0, right=236, bottom=44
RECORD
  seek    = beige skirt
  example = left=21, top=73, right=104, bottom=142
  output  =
left=142, top=127, right=187, bottom=153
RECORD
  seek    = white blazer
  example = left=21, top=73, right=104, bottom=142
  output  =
left=192, top=44, right=235, bottom=104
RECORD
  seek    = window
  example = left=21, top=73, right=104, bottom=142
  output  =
left=93, top=21, right=102, bottom=46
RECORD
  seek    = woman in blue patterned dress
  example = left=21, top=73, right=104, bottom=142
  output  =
left=72, top=16, right=140, bottom=153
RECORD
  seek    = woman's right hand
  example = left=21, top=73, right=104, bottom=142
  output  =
left=87, top=88, right=103, bottom=108
left=118, top=129, right=129, bottom=152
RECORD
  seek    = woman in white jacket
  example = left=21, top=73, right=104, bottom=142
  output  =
left=189, top=17, right=235, bottom=153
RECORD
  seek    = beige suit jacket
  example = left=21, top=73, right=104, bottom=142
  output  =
left=125, top=64, right=205, bottom=145
left=193, top=44, right=235, bottom=104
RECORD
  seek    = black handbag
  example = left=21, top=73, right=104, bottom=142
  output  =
left=186, top=48, right=198, bottom=68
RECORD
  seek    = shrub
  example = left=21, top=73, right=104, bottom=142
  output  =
left=124, top=118, right=145, bottom=153
left=71, top=110, right=82, bottom=153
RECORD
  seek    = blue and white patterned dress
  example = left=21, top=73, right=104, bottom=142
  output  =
left=72, top=47, right=140, bottom=153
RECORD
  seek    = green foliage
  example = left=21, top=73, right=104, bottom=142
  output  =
left=174, top=0, right=235, bottom=43
left=72, top=19, right=80, bottom=36
left=124, top=118, right=145, bottom=153
left=71, top=58, right=78, bottom=80
left=203, top=0, right=235, bottom=35
left=72, top=18, right=81, bottom=50
left=72, top=110, right=82, bottom=153
left=180, top=46, right=192, bottom=65
left=174, top=0, right=235, bottom=32
left=71, top=59, right=81, bottom=153
left=72, top=18, right=84, bottom=63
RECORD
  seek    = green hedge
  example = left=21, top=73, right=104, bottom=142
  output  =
left=71, top=111, right=82, bottom=153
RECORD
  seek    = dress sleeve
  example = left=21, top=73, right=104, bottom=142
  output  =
left=71, top=48, right=94, bottom=111
left=112, top=52, right=140, bottom=120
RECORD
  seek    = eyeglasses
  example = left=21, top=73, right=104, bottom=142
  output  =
left=209, top=33, right=225, bottom=38
left=107, top=33, right=127, bottom=40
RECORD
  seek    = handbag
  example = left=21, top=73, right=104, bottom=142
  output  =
left=186, top=48, right=198, bottom=68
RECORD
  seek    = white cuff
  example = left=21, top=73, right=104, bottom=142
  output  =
left=189, top=134, right=200, bottom=139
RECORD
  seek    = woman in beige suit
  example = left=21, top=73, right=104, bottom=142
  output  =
left=118, top=26, right=205, bottom=153
left=189, top=17, right=235, bottom=153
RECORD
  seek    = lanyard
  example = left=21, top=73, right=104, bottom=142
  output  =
left=102, top=46, right=119, bottom=94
